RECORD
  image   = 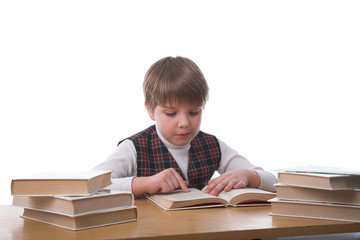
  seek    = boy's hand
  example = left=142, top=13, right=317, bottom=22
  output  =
left=203, top=168, right=260, bottom=196
left=150, top=168, right=190, bottom=193
left=132, top=168, right=190, bottom=196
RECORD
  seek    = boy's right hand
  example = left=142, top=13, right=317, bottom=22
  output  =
left=132, top=168, right=190, bottom=196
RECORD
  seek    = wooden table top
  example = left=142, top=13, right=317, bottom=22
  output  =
left=2, top=199, right=360, bottom=240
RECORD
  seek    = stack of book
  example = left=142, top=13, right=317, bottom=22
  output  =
left=269, top=166, right=360, bottom=222
left=11, top=170, right=137, bottom=230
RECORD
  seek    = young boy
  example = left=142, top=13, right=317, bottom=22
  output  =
left=94, top=56, right=277, bottom=197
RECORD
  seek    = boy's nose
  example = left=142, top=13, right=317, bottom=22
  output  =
left=178, top=115, right=190, bottom=128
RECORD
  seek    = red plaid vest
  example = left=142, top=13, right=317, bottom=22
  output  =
left=123, top=125, right=221, bottom=190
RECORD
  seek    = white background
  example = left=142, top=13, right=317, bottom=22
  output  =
left=1, top=0, right=359, bottom=205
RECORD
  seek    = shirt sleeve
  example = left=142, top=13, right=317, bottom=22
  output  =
left=217, top=139, right=278, bottom=192
left=93, top=139, right=137, bottom=192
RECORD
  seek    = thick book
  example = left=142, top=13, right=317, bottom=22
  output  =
left=147, top=188, right=276, bottom=210
left=21, top=206, right=138, bottom=231
left=13, top=190, right=133, bottom=215
left=11, top=170, right=112, bottom=196
left=275, top=184, right=360, bottom=205
left=270, top=198, right=360, bottom=222
left=277, top=171, right=360, bottom=190
left=275, top=165, right=360, bottom=176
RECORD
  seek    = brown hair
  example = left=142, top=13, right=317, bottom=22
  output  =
left=143, top=56, right=209, bottom=111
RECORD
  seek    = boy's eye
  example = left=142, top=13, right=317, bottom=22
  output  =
left=190, top=111, right=200, bottom=116
left=165, top=112, right=176, bottom=116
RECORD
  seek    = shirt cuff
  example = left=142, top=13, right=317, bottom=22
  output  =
left=104, top=177, right=134, bottom=192
left=254, top=169, right=277, bottom=192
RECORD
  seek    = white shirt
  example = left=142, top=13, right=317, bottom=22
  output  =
left=94, top=127, right=277, bottom=192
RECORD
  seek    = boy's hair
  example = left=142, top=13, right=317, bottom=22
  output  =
left=143, top=56, right=209, bottom=111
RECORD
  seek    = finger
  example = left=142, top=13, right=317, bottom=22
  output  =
left=224, top=179, right=237, bottom=192
left=165, top=172, right=179, bottom=190
left=179, top=181, right=190, bottom=192
left=161, top=168, right=186, bottom=192
left=234, top=180, right=247, bottom=189
left=204, top=176, right=223, bottom=193
left=158, top=169, right=177, bottom=192
left=209, top=181, right=227, bottom=196
left=160, top=176, right=180, bottom=192
left=159, top=181, right=171, bottom=192
left=170, top=169, right=190, bottom=192
left=207, top=178, right=214, bottom=185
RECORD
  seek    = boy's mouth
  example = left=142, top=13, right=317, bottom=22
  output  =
left=176, top=133, right=191, bottom=138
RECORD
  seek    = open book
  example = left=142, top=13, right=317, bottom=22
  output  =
left=147, top=188, right=276, bottom=210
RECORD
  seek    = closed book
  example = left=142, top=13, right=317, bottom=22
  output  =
left=275, top=165, right=360, bottom=176
left=11, top=170, right=112, bottom=196
left=277, top=172, right=360, bottom=190
left=275, top=184, right=360, bottom=205
left=13, top=190, right=133, bottom=215
left=270, top=198, right=360, bottom=222
left=21, top=206, right=138, bottom=231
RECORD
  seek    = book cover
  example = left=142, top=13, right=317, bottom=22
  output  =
left=11, top=170, right=112, bottom=196
left=275, top=165, right=360, bottom=176
left=277, top=171, right=360, bottom=190
left=13, top=190, right=134, bottom=215
left=21, top=206, right=138, bottom=231
left=270, top=198, right=360, bottom=223
left=275, top=184, right=360, bottom=205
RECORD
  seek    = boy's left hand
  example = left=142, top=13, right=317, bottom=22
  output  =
left=203, top=168, right=260, bottom=196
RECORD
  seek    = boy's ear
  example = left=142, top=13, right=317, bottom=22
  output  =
left=145, top=103, right=155, bottom=121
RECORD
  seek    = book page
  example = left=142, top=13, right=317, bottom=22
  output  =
left=217, top=188, right=273, bottom=203
left=154, top=188, right=220, bottom=202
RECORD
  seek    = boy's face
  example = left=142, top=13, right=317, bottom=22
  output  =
left=146, top=102, right=203, bottom=146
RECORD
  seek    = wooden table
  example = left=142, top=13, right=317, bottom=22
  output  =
left=1, top=200, right=360, bottom=240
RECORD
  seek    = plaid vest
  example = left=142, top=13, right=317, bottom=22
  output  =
left=123, top=125, right=221, bottom=190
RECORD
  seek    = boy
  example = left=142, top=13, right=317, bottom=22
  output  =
left=94, top=56, right=277, bottom=197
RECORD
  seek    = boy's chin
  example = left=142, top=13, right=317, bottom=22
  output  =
left=171, top=138, right=192, bottom=147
